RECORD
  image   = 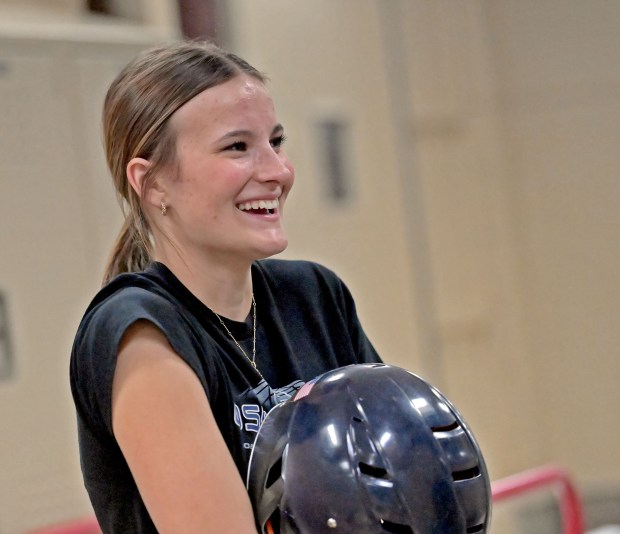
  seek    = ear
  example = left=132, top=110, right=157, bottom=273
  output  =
left=126, top=157, right=165, bottom=211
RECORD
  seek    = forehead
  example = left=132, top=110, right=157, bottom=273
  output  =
left=170, top=74, right=275, bottom=137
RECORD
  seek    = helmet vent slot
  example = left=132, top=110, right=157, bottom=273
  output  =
left=380, top=519, right=414, bottom=533
left=431, top=420, right=459, bottom=432
left=266, top=456, right=283, bottom=488
left=452, top=465, right=480, bottom=481
left=466, top=524, right=485, bottom=533
left=266, top=511, right=281, bottom=533
left=358, top=462, right=388, bottom=479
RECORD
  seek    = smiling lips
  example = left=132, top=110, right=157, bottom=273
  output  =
left=236, top=198, right=279, bottom=215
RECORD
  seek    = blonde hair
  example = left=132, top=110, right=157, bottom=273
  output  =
left=102, top=40, right=266, bottom=284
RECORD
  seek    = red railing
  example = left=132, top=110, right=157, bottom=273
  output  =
left=492, top=465, right=585, bottom=534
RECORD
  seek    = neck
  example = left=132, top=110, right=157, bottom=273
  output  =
left=154, top=246, right=254, bottom=322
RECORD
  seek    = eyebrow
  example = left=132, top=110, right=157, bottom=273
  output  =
left=217, top=123, right=284, bottom=143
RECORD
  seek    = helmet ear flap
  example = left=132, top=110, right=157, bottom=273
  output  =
left=247, top=402, right=295, bottom=533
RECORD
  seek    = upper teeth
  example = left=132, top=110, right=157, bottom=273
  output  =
left=237, top=199, right=279, bottom=211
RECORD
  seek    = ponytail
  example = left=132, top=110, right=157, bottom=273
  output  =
left=102, top=213, right=151, bottom=285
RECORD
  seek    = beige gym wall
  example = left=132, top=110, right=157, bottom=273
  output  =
left=0, top=2, right=180, bottom=532
left=225, top=0, right=620, bottom=525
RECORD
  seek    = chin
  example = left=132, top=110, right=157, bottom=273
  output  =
left=253, top=237, right=289, bottom=260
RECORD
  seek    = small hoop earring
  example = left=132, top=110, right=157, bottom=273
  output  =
left=161, top=201, right=167, bottom=216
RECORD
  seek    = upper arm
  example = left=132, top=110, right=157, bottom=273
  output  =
left=112, top=320, right=258, bottom=534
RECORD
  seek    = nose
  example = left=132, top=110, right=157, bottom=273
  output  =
left=254, top=144, right=294, bottom=185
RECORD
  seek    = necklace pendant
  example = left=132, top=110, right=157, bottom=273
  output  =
left=251, top=360, right=257, bottom=368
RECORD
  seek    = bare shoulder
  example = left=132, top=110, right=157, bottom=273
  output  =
left=111, top=319, right=258, bottom=533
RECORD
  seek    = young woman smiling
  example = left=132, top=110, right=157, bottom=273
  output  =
left=70, top=40, right=381, bottom=533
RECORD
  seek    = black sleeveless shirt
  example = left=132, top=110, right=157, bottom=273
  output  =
left=70, top=259, right=381, bottom=533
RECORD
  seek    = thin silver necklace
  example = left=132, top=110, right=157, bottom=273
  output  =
left=210, top=295, right=263, bottom=379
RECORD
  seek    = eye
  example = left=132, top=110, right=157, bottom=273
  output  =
left=270, top=134, right=287, bottom=151
left=224, top=141, right=247, bottom=152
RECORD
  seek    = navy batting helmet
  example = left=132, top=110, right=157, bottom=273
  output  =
left=247, top=363, right=491, bottom=533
